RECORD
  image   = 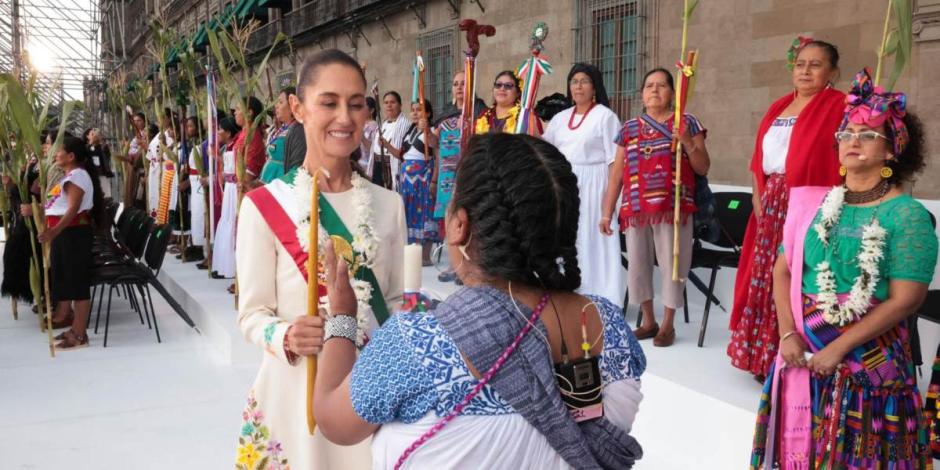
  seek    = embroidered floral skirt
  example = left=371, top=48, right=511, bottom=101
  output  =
left=926, top=343, right=940, bottom=459
left=750, top=297, right=932, bottom=470
left=400, top=159, right=439, bottom=244
left=728, top=173, right=788, bottom=377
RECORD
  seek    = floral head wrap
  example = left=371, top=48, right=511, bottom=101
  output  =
left=786, top=35, right=815, bottom=71
left=840, top=67, right=909, bottom=156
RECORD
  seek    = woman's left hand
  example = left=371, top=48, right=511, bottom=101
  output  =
left=677, top=126, right=694, bottom=150
left=807, top=344, right=844, bottom=376
left=38, top=227, right=59, bottom=244
left=323, top=239, right=358, bottom=317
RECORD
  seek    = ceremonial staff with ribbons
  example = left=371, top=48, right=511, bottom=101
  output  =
left=515, top=23, right=552, bottom=136
left=415, top=51, right=430, bottom=160
left=457, top=19, right=495, bottom=151
left=671, top=0, right=700, bottom=281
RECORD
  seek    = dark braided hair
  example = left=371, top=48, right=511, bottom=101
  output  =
left=453, top=133, right=581, bottom=290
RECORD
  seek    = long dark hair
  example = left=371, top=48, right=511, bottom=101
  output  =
left=453, top=133, right=581, bottom=290
left=61, top=135, right=106, bottom=229
left=566, top=63, right=610, bottom=108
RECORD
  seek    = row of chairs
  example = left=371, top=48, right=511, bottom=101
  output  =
left=89, top=202, right=172, bottom=347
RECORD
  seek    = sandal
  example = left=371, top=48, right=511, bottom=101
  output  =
left=227, top=283, right=236, bottom=294
left=55, top=330, right=89, bottom=350
left=633, top=323, right=660, bottom=340
left=40, top=315, right=74, bottom=331
left=653, top=327, right=676, bottom=347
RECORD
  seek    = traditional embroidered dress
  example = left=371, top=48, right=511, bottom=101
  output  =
left=189, top=141, right=208, bottom=247
left=433, top=116, right=460, bottom=222
left=398, top=125, right=438, bottom=244
left=235, top=168, right=405, bottom=470
left=750, top=188, right=937, bottom=469
left=615, top=113, right=703, bottom=309
left=729, top=88, right=845, bottom=376
left=261, top=122, right=291, bottom=184
left=211, top=143, right=238, bottom=278
left=350, top=288, right=645, bottom=469
left=927, top=345, right=940, bottom=459
left=543, top=105, right=624, bottom=306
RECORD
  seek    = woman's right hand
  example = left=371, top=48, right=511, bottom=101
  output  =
left=287, top=315, right=325, bottom=357
left=780, top=332, right=808, bottom=368
left=599, top=216, right=613, bottom=236
left=19, top=204, right=32, bottom=218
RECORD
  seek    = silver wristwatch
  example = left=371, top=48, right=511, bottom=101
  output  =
left=323, top=315, right=358, bottom=344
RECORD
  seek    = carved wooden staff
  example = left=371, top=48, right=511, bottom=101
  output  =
left=671, top=0, right=699, bottom=281
left=457, top=19, right=496, bottom=152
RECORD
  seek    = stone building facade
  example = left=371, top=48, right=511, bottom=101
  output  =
left=102, top=0, right=940, bottom=196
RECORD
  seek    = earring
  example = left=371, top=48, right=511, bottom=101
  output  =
left=880, top=166, right=893, bottom=179
left=839, top=166, right=847, bottom=177
left=457, top=233, right=472, bottom=261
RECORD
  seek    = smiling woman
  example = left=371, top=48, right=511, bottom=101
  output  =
left=26, top=41, right=58, bottom=73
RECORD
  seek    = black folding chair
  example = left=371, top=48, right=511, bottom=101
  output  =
left=93, top=224, right=172, bottom=347
left=691, top=192, right=753, bottom=347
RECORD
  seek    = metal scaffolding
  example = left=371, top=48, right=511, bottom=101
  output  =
left=0, top=0, right=100, bottom=103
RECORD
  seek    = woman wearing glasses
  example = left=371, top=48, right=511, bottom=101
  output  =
left=728, top=39, right=847, bottom=381
left=599, top=68, right=710, bottom=347
left=543, top=63, right=624, bottom=306
left=476, top=71, right=537, bottom=135
left=749, top=67, right=935, bottom=469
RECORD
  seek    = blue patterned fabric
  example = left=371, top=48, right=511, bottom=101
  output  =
left=350, top=295, right=646, bottom=425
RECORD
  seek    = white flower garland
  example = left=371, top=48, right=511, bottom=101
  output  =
left=291, top=168, right=379, bottom=346
left=812, top=186, right=888, bottom=326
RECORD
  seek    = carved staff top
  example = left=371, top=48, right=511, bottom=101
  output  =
left=459, top=19, right=496, bottom=58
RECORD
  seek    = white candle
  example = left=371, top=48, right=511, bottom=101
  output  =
left=403, top=244, right=423, bottom=292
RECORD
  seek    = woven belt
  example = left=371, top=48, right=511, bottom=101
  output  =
left=47, top=211, right=91, bottom=229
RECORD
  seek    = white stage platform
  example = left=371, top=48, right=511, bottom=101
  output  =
left=4, top=234, right=940, bottom=468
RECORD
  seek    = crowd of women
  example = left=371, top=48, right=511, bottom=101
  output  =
left=4, top=30, right=940, bottom=469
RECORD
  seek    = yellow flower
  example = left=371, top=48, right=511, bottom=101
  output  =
left=237, top=443, right=260, bottom=468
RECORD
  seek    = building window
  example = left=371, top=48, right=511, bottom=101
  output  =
left=417, top=26, right=456, bottom=117
left=573, top=0, right=650, bottom=119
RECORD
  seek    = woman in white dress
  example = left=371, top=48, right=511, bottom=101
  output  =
left=210, top=116, right=240, bottom=279
left=543, top=63, right=625, bottom=306
left=234, top=49, right=405, bottom=470
left=312, top=133, right=644, bottom=469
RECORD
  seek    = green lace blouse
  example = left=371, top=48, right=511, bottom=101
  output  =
left=799, top=194, right=938, bottom=300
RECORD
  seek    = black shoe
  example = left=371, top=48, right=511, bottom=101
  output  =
left=210, top=271, right=225, bottom=279
left=197, top=262, right=209, bottom=270
left=183, top=246, right=205, bottom=262
left=437, top=271, right=457, bottom=283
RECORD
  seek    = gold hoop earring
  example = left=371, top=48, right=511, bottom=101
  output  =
left=880, top=166, right=893, bottom=179
left=839, top=166, right=847, bottom=177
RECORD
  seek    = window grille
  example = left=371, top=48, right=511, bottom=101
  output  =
left=573, top=0, right=652, bottom=120
left=417, top=26, right=457, bottom=117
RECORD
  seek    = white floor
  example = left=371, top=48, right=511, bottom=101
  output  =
left=0, top=248, right=766, bottom=469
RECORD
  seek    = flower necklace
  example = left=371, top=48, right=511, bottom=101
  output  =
left=292, top=167, right=379, bottom=346
left=475, top=104, right=520, bottom=134
left=567, top=103, right=597, bottom=130
left=813, top=184, right=889, bottom=326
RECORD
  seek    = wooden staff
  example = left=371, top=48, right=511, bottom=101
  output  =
left=32, top=203, right=54, bottom=357
left=306, top=167, right=327, bottom=435
left=457, top=20, right=496, bottom=151
left=416, top=51, right=430, bottom=160
left=671, top=0, right=697, bottom=281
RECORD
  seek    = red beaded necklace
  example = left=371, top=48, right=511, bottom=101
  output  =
left=567, top=102, right=597, bottom=130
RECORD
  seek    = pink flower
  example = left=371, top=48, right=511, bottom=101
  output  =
left=252, top=409, right=265, bottom=421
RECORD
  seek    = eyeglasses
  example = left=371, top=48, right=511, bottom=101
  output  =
left=493, top=82, right=516, bottom=91
left=569, top=78, right=593, bottom=87
left=834, top=131, right=889, bottom=144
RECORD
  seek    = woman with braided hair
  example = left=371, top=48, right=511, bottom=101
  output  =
left=312, top=133, right=645, bottom=469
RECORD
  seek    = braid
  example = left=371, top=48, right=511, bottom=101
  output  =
left=453, top=134, right=581, bottom=290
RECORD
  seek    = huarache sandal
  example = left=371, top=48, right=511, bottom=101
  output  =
left=40, top=315, right=74, bottom=331
left=55, top=330, right=89, bottom=350
left=633, top=323, right=660, bottom=340
left=653, top=327, right=676, bottom=347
